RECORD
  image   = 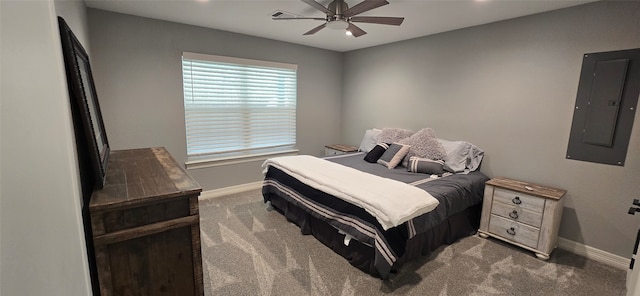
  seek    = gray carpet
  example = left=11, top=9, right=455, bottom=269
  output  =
left=199, top=189, right=627, bottom=295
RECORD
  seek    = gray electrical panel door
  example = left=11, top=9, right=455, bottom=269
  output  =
left=567, top=48, right=640, bottom=166
left=582, top=59, right=628, bottom=147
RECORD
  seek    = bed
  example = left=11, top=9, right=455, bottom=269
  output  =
left=261, top=128, right=489, bottom=279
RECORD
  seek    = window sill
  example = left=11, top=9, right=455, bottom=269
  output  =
left=185, top=149, right=299, bottom=170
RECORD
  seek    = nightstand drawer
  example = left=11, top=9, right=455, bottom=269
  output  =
left=491, top=201, right=543, bottom=228
left=489, top=214, right=540, bottom=249
left=325, top=147, right=344, bottom=156
left=493, top=188, right=545, bottom=213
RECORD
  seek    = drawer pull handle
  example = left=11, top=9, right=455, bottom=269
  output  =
left=506, top=227, right=516, bottom=235
left=509, top=210, right=519, bottom=219
left=512, top=196, right=522, bottom=205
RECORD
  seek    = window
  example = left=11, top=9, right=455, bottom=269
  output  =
left=182, top=52, right=297, bottom=167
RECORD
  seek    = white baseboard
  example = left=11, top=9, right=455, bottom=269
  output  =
left=557, top=237, right=629, bottom=270
left=199, top=181, right=263, bottom=200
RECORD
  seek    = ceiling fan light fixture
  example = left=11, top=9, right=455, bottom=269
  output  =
left=326, top=19, right=349, bottom=30
left=345, top=30, right=353, bottom=36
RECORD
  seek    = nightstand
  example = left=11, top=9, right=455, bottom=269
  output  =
left=324, top=144, right=358, bottom=156
left=478, top=177, right=566, bottom=260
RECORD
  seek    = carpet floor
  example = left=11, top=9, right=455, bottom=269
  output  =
left=199, top=189, right=627, bottom=296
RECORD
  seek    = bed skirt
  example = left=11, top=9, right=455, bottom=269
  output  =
left=264, top=191, right=482, bottom=279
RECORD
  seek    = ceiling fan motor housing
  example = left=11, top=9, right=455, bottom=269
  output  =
left=328, top=0, right=349, bottom=17
left=326, top=0, right=350, bottom=29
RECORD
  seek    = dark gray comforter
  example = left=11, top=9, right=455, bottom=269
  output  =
left=327, top=153, right=489, bottom=236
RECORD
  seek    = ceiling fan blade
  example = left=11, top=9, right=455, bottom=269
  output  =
left=350, top=16, right=404, bottom=26
left=347, top=23, right=367, bottom=37
left=300, top=0, right=334, bottom=16
left=304, top=23, right=327, bottom=35
left=273, top=17, right=327, bottom=21
left=343, top=0, right=389, bottom=17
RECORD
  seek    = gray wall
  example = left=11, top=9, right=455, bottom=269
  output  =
left=1, top=0, right=92, bottom=294
left=87, top=2, right=639, bottom=259
left=87, top=9, right=344, bottom=191
left=342, top=1, right=640, bottom=257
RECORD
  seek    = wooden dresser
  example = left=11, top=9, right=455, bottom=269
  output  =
left=89, top=147, right=203, bottom=295
left=478, top=177, right=566, bottom=260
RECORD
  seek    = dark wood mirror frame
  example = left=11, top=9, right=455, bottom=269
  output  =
left=58, top=17, right=110, bottom=189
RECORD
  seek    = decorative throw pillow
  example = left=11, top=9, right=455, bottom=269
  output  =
left=407, top=156, right=445, bottom=175
left=398, top=128, right=446, bottom=167
left=358, top=128, right=382, bottom=153
left=364, top=143, right=389, bottom=163
left=377, top=143, right=410, bottom=169
left=377, top=128, right=414, bottom=144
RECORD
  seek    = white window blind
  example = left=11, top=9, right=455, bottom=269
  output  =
left=182, top=52, right=297, bottom=163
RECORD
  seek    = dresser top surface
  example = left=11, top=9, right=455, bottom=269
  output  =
left=90, top=147, right=202, bottom=211
left=486, top=177, right=567, bottom=200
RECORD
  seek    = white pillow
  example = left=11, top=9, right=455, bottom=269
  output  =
left=358, top=128, right=382, bottom=153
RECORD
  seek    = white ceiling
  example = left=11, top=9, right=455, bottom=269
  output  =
left=85, top=0, right=597, bottom=52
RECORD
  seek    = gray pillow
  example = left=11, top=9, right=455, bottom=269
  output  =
left=377, top=143, right=411, bottom=169
left=407, top=156, right=445, bottom=175
left=437, top=139, right=484, bottom=173
left=398, top=128, right=446, bottom=167
left=378, top=128, right=414, bottom=144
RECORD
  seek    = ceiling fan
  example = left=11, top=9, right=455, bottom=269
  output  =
left=272, top=0, right=404, bottom=37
